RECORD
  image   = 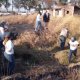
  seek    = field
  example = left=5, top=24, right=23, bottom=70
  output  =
left=1, top=14, right=80, bottom=80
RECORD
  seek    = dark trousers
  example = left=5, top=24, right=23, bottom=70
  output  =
left=0, top=40, right=4, bottom=76
left=59, top=35, right=66, bottom=50
left=68, top=49, right=77, bottom=63
left=3, top=53, right=15, bottom=75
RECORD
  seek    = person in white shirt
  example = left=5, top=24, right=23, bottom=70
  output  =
left=3, top=33, right=15, bottom=75
left=60, top=27, right=68, bottom=38
left=59, top=27, right=69, bottom=50
left=35, top=12, right=42, bottom=33
left=68, top=37, right=79, bottom=63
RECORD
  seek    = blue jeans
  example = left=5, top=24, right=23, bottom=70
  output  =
left=68, top=49, right=77, bottom=63
left=35, top=21, right=42, bottom=32
left=3, top=53, right=15, bottom=75
left=59, top=35, right=66, bottom=50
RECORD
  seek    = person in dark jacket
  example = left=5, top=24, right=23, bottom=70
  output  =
left=43, top=10, right=50, bottom=29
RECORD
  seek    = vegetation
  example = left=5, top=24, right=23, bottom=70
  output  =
left=0, top=14, right=80, bottom=79
left=0, top=0, right=80, bottom=79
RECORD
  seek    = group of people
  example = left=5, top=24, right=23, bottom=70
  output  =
left=35, top=10, right=79, bottom=63
left=0, top=11, right=50, bottom=76
left=59, top=27, right=79, bottom=63
left=0, top=21, right=15, bottom=75
left=35, top=10, right=50, bottom=34
left=0, top=11, right=79, bottom=76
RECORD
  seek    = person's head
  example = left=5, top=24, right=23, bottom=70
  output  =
left=38, top=11, right=42, bottom=15
left=4, top=32, right=10, bottom=40
left=1, top=21, right=9, bottom=31
left=0, top=20, right=6, bottom=27
left=45, top=10, right=47, bottom=13
left=62, top=26, right=68, bottom=30
left=47, top=10, right=49, bottom=13
left=71, top=36, right=76, bottom=42
left=4, top=27, right=9, bottom=32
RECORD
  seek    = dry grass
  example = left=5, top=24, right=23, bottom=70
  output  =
left=1, top=14, right=80, bottom=63
left=1, top=14, right=80, bottom=80
left=54, top=50, right=69, bottom=65
left=1, top=14, right=80, bottom=59
left=0, top=14, right=37, bottom=25
left=48, top=15, right=80, bottom=38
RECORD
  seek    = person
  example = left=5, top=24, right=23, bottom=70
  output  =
left=0, top=20, right=9, bottom=31
left=59, top=27, right=69, bottom=50
left=35, top=11, right=42, bottom=33
left=68, top=37, right=79, bottom=63
left=1, top=21, right=18, bottom=40
left=3, top=33, right=15, bottom=75
left=0, top=20, right=9, bottom=40
left=0, top=21, right=7, bottom=75
left=0, top=25, right=5, bottom=40
left=43, top=10, right=50, bottom=29
left=0, top=22, right=5, bottom=49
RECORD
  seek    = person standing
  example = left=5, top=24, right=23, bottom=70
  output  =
left=0, top=23, right=5, bottom=50
left=0, top=20, right=9, bottom=41
left=68, top=37, right=79, bottom=63
left=35, top=12, right=42, bottom=33
left=3, top=33, right=15, bottom=75
left=0, top=25, right=5, bottom=41
left=43, top=10, right=50, bottom=29
left=59, top=27, right=69, bottom=50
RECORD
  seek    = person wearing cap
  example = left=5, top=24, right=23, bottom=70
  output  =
left=3, top=33, right=15, bottom=75
left=59, top=27, right=69, bottom=50
left=68, top=37, right=79, bottom=63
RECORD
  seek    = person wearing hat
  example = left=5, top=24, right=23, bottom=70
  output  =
left=3, top=33, right=15, bottom=75
left=59, top=27, right=69, bottom=50
left=68, top=37, right=79, bottom=63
